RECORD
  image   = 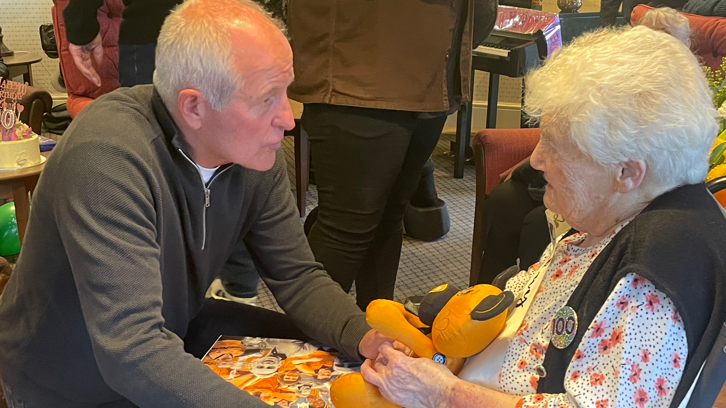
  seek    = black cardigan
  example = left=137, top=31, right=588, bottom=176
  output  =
left=537, top=183, right=726, bottom=407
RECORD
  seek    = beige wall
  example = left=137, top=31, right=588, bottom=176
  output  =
left=0, top=0, right=60, bottom=99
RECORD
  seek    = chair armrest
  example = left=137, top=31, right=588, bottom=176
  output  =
left=19, top=85, right=53, bottom=135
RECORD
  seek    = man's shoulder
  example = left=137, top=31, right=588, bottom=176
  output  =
left=61, top=86, right=162, bottom=151
left=73, top=86, right=158, bottom=134
left=46, top=86, right=170, bottom=180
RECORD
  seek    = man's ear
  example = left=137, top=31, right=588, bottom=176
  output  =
left=175, top=89, right=207, bottom=130
left=617, top=160, right=647, bottom=193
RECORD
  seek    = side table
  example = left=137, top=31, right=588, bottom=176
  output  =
left=0, top=152, right=47, bottom=244
left=3, top=51, right=43, bottom=86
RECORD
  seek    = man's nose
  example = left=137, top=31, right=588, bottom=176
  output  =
left=275, top=98, right=296, bottom=131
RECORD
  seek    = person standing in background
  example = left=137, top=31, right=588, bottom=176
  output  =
left=287, top=0, right=474, bottom=309
left=63, top=0, right=287, bottom=87
left=63, top=0, right=182, bottom=88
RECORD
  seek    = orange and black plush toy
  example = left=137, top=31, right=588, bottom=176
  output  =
left=331, top=283, right=514, bottom=408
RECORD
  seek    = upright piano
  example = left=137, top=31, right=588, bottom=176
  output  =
left=474, top=29, right=547, bottom=128
left=453, top=29, right=550, bottom=178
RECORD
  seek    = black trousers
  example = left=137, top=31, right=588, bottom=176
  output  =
left=302, top=104, right=445, bottom=310
left=118, top=42, right=157, bottom=88
left=183, top=299, right=308, bottom=358
left=219, top=244, right=260, bottom=298
left=476, top=179, right=550, bottom=285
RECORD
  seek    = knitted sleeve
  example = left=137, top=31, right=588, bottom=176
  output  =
left=63, top=0, right=105, bottom=45
left=243, top=150, right=371, bottom=360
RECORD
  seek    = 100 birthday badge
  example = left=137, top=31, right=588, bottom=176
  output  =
left=551, top=306, right=578, bottom=349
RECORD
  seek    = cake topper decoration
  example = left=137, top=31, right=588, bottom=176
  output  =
left=0, top=80, right=28, bottom=131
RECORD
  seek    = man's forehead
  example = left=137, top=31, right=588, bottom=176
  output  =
left=230, top=28, right=291, bottom=69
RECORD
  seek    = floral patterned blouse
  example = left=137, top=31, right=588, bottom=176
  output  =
left=499, top=226, right=688, bottom=408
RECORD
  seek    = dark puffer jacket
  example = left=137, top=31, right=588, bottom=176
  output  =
left=683, top=0, right=726, bottom=17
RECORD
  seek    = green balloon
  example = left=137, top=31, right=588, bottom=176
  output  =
left=0, top=202, right=20, bottom=256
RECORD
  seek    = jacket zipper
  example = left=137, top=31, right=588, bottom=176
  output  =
left=178, top=149, right=232, bottom=250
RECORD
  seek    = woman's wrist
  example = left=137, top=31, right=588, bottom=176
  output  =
left=431, top=375, right=458, bottom=408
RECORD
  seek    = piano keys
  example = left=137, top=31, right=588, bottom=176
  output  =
left=473, top=30, right=547, bottom=78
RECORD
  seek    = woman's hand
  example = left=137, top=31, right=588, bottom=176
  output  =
left=360, top=342, right=456, bottom=408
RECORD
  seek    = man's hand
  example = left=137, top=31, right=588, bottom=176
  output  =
left=360, top=343, right=456, bottom=408
left=69, top=33, right=103, bottom=87
left=358, top=329, right=395, bottom=360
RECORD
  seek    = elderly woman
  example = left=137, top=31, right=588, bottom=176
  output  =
left=361, top=26, right=726, bottom=408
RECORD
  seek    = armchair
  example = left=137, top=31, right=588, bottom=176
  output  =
left=19, top=86, right=53, bottom=135
left=52, top=0, right=122, bottom=118
left=469, top=128, right=540, bottom=286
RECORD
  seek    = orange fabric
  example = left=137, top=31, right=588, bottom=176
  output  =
left=631, top=4, right=726, bottom=72
left=713, top=189, right=726, bottom=208
left=431, top=284, right=508, bottom=358
left=66, top=95, right=94, bottom=118
left=365, top=300, right=436, bottom=360
left=330, top=373, right=398, bottom=408
left=52, top=0, right=123, bottom=118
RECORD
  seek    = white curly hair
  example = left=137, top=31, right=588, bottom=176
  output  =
left=524, top=25, right=718, bottom=192
left=634, top=7, right=691, bottom=46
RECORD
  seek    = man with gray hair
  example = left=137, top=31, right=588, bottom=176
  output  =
left=0, top=1, right=389, bottom=407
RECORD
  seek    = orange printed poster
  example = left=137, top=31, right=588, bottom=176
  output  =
left=201, top=336, right=360, bottom=407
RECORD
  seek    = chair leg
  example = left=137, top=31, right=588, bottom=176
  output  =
left=11, top=180, right=30, bottom=245
left=293, top=123, right=309, bottom=217
left=0, top=382, right=7, bottom=408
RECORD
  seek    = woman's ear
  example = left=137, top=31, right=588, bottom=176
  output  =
left=617, top=160, right=647, bottom=193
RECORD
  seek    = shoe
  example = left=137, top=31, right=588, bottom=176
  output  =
left=206, top=278, right=258, bottom=306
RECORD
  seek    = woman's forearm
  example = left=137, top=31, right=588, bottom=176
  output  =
left=436, top=377, right=522, bottom=408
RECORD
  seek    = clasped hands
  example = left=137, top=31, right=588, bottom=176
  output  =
left=361, top=341, right=456, bottom=408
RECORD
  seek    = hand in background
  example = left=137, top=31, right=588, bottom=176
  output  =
left=69, top=33, right=103, bottom=87
left=360, top=343, right=455, bottom=408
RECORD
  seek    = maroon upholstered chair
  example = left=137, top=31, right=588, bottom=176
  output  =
left=469, top=128, right=540, bottom=286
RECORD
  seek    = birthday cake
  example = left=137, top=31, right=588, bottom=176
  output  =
left=0, top=80, right=42, bottom=169
left=0, top=121, right=41, bottom=169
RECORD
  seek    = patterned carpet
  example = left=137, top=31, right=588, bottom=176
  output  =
left=258, top=132, right=475, bottom=312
